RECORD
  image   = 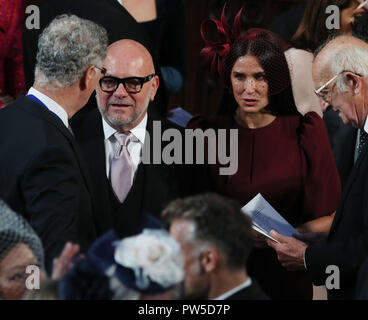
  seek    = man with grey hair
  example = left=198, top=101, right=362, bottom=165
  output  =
left=267, top=35, right=368, bottom=300
left=162, top=193, right=268, bottom=300
left=0, top=14, right=108, bottom=274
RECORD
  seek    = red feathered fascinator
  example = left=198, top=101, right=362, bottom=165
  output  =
left=200, top=3, right=291, bottom=95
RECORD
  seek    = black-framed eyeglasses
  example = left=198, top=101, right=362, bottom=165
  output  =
left=94, top=66, right=107, bottom=75
left=99, top=74, right=155, bottom=94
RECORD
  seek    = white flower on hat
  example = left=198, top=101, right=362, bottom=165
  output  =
left=114, top=229, right=184, bottom=290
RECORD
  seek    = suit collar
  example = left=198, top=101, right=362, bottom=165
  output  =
left=213, top=278, right=252, bottom=300
left=18, top=95, right=74, bottom=141
left=27, top=87, right=69, bottom=128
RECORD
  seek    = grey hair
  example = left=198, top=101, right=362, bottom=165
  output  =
left=35, top=14, right=108, bottom=90
left=180, top=220, right=211, bottom=259
left=314, top=35, right=368, bottom=92
left=331, top=46, right=368, bottom=92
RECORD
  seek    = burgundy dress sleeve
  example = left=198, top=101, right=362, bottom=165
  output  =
left=0, top=0, right=26, bottom=108
left=6, top=0, right=26, bottom=98
left=299, top=111, right=341, bottom=220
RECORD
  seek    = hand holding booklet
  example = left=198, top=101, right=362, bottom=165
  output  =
left=241, top=193, right=300, bottom=243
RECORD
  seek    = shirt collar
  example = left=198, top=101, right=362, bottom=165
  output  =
left=364, top=115, right=368, bottom=134
left=28, top=87, right=69, bottom=128
left=102, top=112, right=147, bottom=144
left=213, top=278, right=252, bottom=300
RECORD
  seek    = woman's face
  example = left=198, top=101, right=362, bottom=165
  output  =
left=231, top=55, right=269, bottom=114
left=0, top=243, right=40, bottom=300
left=340, top=0, right=366, bottom=34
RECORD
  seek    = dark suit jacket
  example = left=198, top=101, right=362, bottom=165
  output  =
left=22, top=0, right=168, bottom=116
left=323, top=109, right=357, bottom=190
left=0, top=95, right=97, bottom=273
left=224, top=280, right=269, bottom=300
left=70, top=107, right=209, bottom=238
left=305, top=139, right=368, bottom=299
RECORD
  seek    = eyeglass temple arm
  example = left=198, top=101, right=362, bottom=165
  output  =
left=315, top=74, right=339, bottom=94
left=357, top=0, right=368, bottom=10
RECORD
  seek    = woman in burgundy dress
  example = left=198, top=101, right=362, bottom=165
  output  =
left=0, top=0, right=26, bottom=108
left=188, top=7, right=341, bottom=299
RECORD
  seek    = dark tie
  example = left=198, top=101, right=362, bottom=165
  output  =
left=358, top=129, right=368, bottom=156
left=110, top=132, right=134, bottom=203
left=67, top=123, right=74, bottom=136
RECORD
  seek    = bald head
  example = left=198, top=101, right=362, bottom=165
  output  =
left=314, top=36, right=368, bottom=80
left=106, top=39, right=155, bottom=76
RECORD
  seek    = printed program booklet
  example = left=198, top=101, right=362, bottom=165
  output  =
left=241, top=193, right=300, bottom=243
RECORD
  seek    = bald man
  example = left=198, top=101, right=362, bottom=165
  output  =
left=266, top=36, right=368, bottom=300
left=70, top=39, right=208, bottom=239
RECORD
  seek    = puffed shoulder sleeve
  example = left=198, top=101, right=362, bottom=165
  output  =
left=299, top=112, right=341, bottom=220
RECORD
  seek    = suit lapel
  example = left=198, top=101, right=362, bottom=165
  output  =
left=20, top=95, right=73, bottom=140
left=140, top=108, right=162, bottom=210
left=72, top=109, right=114, bottom=233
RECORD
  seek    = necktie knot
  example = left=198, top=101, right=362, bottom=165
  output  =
left=115, top=131, right=133, bottom=147
left=114, top=131, right=134, bottom=158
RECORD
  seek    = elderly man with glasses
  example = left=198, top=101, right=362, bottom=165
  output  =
left=70, top=39, right=208, bottom=240
left=267, top=35, right=368, bottom=300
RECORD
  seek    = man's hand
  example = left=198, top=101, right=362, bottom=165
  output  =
left=51, top=242, right=81, bottom=280
left=267, top=230, right=308, bottom=271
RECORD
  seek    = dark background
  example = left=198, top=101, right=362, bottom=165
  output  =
left=168, top=0, right=306, bottom=116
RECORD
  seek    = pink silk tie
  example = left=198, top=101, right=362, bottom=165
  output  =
left=110, top=131, right=134, bottom=203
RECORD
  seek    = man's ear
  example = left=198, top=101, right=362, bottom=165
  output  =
left=79, top=66, right=96, bottom=91
left=200, top=248, right=219, bottom=273
left=346, top=72, right=362, bottom=95
left=149, top=75, right=160, bottom=101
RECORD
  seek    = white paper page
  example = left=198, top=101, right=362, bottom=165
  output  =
left=252, top=224, right=280, bottom=243
left=242, top=193, right=300, bottom=238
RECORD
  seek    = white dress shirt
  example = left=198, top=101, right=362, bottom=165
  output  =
left=102, top=113, right=147, bottom=179
left=28, top=87, right=69, bottom=128
left=213, top=278, right=252, bottom=300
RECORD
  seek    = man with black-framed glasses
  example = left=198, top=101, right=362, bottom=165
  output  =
left=71, top=39, right=209, bottom=240
left=267, top=35, right=368, bottom=300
